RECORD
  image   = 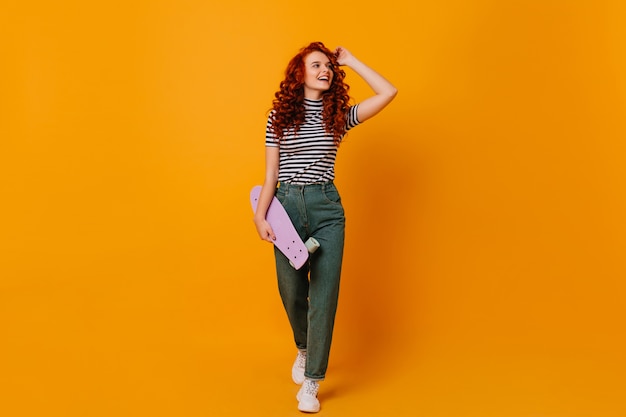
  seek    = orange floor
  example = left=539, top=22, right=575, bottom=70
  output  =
left=214, top=330, right=625, bottom=417
left=4, top=316, right=623, bottom=417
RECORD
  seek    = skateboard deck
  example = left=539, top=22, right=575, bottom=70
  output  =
left=250, top=185, right=319, bottom=270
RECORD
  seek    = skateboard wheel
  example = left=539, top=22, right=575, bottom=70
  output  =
left=305, top=237, right=320, bottom=253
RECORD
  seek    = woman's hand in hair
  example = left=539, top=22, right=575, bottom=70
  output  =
left=334, top=46, right=355, bottom=67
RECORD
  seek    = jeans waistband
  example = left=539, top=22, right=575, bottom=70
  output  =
left=278, top=181, right=334, bottom=192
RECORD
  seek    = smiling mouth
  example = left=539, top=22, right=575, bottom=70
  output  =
left=318, top=76, right=329, bottom=82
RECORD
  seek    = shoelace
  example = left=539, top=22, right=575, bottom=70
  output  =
left=303, top=380, right=319, bottom=397
left=296, top=351, right=306, bottom=368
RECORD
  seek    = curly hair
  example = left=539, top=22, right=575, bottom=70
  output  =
left=269, top=42, right=351, bottom=146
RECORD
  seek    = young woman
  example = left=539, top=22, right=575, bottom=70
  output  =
left=253, top=42, right=397, bottom=413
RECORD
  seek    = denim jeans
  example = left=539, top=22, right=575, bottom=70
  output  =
left=274, top=181, right=345, bottom=381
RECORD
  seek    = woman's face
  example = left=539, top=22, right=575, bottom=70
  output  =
left=302, top=51, right=334, bottom=99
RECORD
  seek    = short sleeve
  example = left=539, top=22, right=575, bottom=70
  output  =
left=265, top=111, right=279, bottom=147
left=345, top=104, right=360, bottom=132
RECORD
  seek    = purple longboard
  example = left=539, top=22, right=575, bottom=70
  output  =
left=251, top=185, right=311, bottom=270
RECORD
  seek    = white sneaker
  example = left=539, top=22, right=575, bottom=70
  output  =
left=292, top=350, right=306, bottom=384
left=296, top=379, right=320, bottom=413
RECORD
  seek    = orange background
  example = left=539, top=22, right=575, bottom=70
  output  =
left=2, top=1, right=625, bottom=416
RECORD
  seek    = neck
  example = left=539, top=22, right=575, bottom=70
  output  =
left=303, top=87, right=322, bottom=100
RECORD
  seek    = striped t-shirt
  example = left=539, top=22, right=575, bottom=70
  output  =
left=266, top=98, right=360, bottom=185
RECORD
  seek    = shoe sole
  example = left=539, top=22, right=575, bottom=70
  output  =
left=297, top=389, right=320, bottom=413
left=298, top=402, right=320, bottom=413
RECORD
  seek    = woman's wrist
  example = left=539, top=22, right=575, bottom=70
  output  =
left=340, top=55, right=359, bottom=68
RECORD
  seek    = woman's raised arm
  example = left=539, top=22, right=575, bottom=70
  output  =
left=334, top=46, right=398, bottom=123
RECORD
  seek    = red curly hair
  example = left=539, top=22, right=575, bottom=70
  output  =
left=269, top=42, right=351, bottom=146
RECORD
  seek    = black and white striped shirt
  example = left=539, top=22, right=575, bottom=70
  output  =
left=266, top=98, right=360, bottom=185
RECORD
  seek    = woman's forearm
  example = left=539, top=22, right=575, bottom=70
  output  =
left=345, top=56, right=398, bottom=99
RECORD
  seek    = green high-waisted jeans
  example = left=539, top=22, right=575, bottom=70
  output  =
left=274, top=181, right=345, bottom=381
